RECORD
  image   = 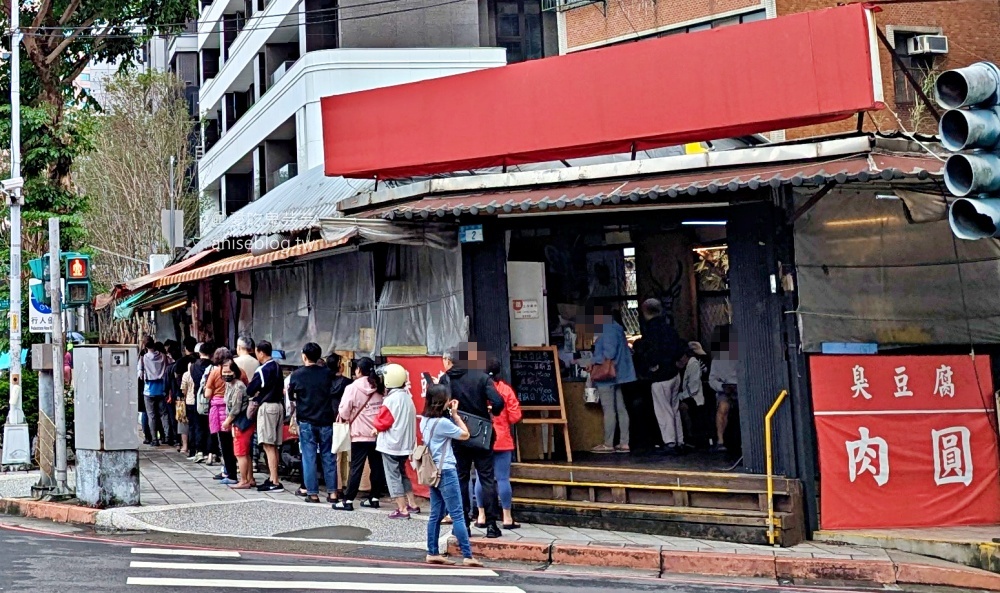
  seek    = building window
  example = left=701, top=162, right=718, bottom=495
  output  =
left=891, top=29, right=937, bottom=107
left=495, top=0, right=543, bottom=63
left=616, top=10, right=767, bottom=46
left=79, top=73, right=91, bottom=82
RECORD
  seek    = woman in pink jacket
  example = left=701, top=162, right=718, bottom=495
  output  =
left=333, top=357, right=388, bottom=511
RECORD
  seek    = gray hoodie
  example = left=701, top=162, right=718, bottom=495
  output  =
left=141, top=351, right=167, bottom=382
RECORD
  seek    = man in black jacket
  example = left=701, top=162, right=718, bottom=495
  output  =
left=288, top=343, right=340, bottom=503
left=440, top=343, right=505, bottom=539
left=640, top=299, right=688, bottom=452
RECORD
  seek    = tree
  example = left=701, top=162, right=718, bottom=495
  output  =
left=75, top=70, right=198, bottom=289
left=0, top=0, right=198, bottom=256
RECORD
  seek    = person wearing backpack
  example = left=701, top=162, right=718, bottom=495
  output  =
left=419, top=384, right=483, bottom=567
left=188, top=342, right=215, bottom=463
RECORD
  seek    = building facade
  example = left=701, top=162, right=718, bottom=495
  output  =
left=191, top=0, right=559, bottom=231
left=555, top=0, right=1000, bottom=137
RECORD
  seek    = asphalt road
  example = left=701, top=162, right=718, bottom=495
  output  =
left=0, top=522, right=886, bottom=593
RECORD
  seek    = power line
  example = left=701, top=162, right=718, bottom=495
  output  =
left=27, top=0, right=456, bottom=34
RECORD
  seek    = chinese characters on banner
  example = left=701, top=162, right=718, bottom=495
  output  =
left=811, top=355, right=1000, bottom=530
left=385, top=356, right=447, bottom=499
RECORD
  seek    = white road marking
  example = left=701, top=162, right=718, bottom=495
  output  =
left=129, top=560, right=497, bottom=577
left=126, top=577, right=526, bottom=592
left=130, top=547, right=241, bottom=558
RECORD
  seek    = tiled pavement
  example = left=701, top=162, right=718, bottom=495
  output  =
left=137, top=446, right=301, bottom=506
left=133, top=446, right=887, bottom=558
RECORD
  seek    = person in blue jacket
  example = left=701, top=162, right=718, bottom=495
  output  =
left=587, top=306, right=636, bottom=453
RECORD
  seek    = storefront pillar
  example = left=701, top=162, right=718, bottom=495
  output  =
left=461, top=222, right=512, bottom=374
left=728, top=200, right=796, bottom=476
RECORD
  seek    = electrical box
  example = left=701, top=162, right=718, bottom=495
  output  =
left=74, top=345, right=139, bottom=451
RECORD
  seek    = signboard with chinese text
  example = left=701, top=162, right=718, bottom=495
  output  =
left=811, top=355, right=1000, bottom=530
left=385, top=355, right=448, bottom=499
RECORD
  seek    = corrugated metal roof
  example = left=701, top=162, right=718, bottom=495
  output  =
left=189, top=166, right=374, bottom=255
left=370, top=153, right=944, bottom=219
left=157, top=235, right=356, bottom=286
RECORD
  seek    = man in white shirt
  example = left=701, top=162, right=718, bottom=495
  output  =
left=708, top=329, right=739, bottom=453
left=234, top=336, right=260, bottom=378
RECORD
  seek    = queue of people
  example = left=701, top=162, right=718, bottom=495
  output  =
left=585, top=299, right=738, bottom=456
left=139, top=333, right=527, bottom=568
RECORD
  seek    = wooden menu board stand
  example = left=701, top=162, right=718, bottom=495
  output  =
left=510, top=346, right=572, bottom=463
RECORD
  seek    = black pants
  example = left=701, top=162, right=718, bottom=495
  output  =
left=217, top=430, right=238, bottom=479
left=343, top=441, right=388, bottom=501
left=164, top=401, right=178, bottom=445
left=186, top=405, right=201, bottom=455
left=455, top=445, right=499, bottom=524
left=196, top=412, right=212, bottom=456
left=144, top=396, right=169, bottom=443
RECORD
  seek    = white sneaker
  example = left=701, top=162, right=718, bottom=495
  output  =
left=193, top=452, right=205, bottom=463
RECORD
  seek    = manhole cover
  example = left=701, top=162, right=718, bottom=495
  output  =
left=274, top=525, right=372, bottom=541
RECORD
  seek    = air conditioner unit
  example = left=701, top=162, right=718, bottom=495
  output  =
left=907, top=35, right=948, bottom=56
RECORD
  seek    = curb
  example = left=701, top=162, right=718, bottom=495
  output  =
left=448, top=537, right=1000, bottom=591
left=0, top=497, right=98, bottom=525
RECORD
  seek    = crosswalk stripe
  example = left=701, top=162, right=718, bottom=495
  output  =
left=126, top=577, right=526, bottom=592
left=129, top=560, right=498, bottom=577
left=130, top=548, right=242, bottom=558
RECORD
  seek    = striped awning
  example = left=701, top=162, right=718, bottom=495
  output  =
left=154, top=235, right=356, bottom=287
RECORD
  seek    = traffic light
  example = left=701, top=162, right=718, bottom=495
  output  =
left=28, top=254, right=51, bottom=282
left=63, top=253, right=90, bottom=306
left=937, top=62, right=1000, bottom=239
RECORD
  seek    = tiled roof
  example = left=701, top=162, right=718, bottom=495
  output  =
left=370, top=153, right=943, bottom=220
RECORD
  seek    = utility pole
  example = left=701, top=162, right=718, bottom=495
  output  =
left=49, top=218, right=69, bottom=495
left=169, top=155, right=176, bottom=254
left=2, top=0, right=30, bottom=470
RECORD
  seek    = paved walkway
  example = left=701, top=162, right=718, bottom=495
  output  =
left=138, top=446, right=300, bottom=506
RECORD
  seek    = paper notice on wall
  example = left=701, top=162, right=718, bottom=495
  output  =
left=512, top=299, right=539, bottom=319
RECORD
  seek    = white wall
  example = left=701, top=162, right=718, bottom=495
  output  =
left=198, top=47, right=507, bottom=191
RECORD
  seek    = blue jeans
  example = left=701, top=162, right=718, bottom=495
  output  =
left=475, top=450, right=513, bottom=511
left=428, top=469, right=472, bottom=558
left=299, top=422, right=337, bottom=496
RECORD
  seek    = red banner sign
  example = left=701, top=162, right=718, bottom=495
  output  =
left=386, top=356, right=447, bottom=499
left=811, top=355, right=1000, bottom=530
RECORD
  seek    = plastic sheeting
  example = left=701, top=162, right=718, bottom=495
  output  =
left=319, top=218, right=457, bottom=250
left=376, top=246, right=465, bottom=356
left=795, top=188, right=1000, bottom=350
left=250, top=245, right=462, bottom=359
left=250, top=251, right=376, bottom=361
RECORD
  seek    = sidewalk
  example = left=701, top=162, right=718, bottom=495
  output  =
left=4, top=446, right=1000, bottom=591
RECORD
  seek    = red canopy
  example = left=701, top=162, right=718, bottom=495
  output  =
left=323, top=4, right=883, bottom=179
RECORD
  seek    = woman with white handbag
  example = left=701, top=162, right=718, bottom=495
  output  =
left=333, top=358, right=387, bottom=511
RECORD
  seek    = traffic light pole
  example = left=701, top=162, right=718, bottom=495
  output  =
left=48, top=219, right=69, bottom=495
left=2, top=1, right=31, bottom=470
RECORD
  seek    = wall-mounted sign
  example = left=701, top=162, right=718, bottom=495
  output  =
left=459, top=225, right=484, bottom=244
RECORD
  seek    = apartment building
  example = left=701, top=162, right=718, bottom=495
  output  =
left=191, top=0, right=559, bottom=222
left=552, top=0, right=1000, bottom=137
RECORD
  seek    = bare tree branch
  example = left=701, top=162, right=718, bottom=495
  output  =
left=31, top=0, right=54, bottom=29
left=44, top=14, right=99, bottom=64
left=57, top=0, right=83, bottom=26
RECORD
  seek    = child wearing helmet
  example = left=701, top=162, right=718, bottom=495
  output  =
left=372, top=363, right=420, bottom=519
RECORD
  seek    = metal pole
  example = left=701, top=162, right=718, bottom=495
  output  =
left=2, top=0, right=30, bottom=470
left=169, top=155, right=176, bottom=254
left=49, top=218, right=68, bottom=495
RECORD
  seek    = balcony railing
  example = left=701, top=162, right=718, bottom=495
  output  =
left=271, top=60, right=297, bottom=87
left=269, top=162, right=297, bottom=189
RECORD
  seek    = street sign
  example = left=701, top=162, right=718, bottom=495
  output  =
left=459, top=224, right=484, bottom=243
left=28, top=279, right=52, bottom=333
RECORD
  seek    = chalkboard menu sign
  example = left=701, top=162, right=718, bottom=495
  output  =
left=510, top=347, right=562, bottom=407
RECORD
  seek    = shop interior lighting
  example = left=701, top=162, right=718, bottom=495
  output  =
left=693, top=244, right=728, bottom=253
left=824, top=216, right=892, bottom=227
left=160, top=300, right=188, bottom=313
left=681, top=220, right=727, bottom=226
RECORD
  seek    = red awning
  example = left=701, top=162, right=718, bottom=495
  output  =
left=323, top=4, right=883, bottom=179
left=123, top=249, right=218, bottom=292
left=155, top=236, right=356, bottom=286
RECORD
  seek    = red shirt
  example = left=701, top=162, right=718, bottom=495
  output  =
left=491, top=379, right=522, bottom=451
